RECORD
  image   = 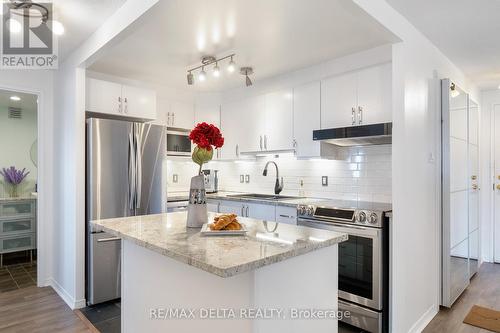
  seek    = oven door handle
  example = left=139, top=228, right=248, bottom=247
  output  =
left=298, top=218, right=381, bottom=237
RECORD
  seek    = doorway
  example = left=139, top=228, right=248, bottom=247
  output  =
left=0, top=89, right=38, bottom=291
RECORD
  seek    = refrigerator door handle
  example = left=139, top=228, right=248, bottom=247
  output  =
left=128, top=128, right=136, bottom=211
left=135, top=127, right=142, bottom=209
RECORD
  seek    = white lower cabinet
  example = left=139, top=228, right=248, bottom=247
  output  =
left=206, top=199, right=297, bottom=224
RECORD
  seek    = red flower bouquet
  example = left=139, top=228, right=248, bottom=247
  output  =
left=189, top=122, right=224, bottom=174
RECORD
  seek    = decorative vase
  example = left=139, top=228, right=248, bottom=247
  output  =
left=6, top=184, right=18, bottom=198
left=186, top=175, right=208, bottom=228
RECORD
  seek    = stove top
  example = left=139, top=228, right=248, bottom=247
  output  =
left=297, top=200, right=391, bottom=228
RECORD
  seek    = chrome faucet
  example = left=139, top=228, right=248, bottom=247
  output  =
left=263, top=161, right=284, bottom=195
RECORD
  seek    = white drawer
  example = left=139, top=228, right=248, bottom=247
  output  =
left=276, top=205, right=297, bottom=225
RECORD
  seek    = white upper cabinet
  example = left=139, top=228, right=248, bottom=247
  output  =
left=293, top=81, right=321, bottom=158
left=86, top=78, right=123, bottom=115
left=121, top=85, right=157, bottom=120
left=169, top=101, right=194, bottom=129
left=356, top=63, right=392, bottom=125
left=194, top=103, right=221, bottom=127
left=86, top=78, right=157, bottom=120
left=321, top=72, right=357, bottom=128
left=264, top=90, right=293, bottom=151
left=320, top=63, right=392, bottom=128
left=220, top=99, right=244, bottom=159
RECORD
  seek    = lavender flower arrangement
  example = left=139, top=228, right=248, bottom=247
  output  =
left=0, top=166, right=30, bottom=185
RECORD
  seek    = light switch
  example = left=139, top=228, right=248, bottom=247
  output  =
left=245, top=175, right=250, bottom=183
left=240, top=175, right=245, bottom=183
left=322, top=176, right=328, bottom=186
left=173, top=174, right=178, bottom=183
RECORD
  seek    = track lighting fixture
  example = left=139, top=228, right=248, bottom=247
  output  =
left=187, top=71, right=194, bottom=85
left=188, top=53, right=254, bottom=86
left=240, top=67, right=254, bottom=87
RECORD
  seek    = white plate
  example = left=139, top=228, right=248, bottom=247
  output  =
left=200, top=223, right=247, bottom=236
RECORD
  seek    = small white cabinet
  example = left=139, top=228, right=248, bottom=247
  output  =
left=86, top=78, right=157, bottom=120
left=264, top=90, right=293, bottom=151
left=320, top=63, right=391, bottom=128
left=169, top=101, right=194, bottom=129
left=293, top=81, right=321, bottom=158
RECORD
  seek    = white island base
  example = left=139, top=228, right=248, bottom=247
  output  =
left=121, top=240, right=339, bottom=333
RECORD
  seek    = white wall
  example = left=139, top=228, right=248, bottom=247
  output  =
left=353, top=1, right=476, bottom=332
left=51, top=0, right=159, bottom=308
left=0, top=104, right=37, bottom=197
left=168, top=145, right=392, bottom=203
left=480, top=89, right=500, bottom=263
left=0, top=69, right=54, bottom=289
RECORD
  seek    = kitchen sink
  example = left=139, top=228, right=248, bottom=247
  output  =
left=227, top=193, right=301, bottom=201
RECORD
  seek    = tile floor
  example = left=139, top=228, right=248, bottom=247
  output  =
left=0, top=262, right=37, bottom=293
left=80, top=300, right=121, bottom=333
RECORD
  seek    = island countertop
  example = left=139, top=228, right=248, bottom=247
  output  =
left=91, top=212, right=347, bottom=278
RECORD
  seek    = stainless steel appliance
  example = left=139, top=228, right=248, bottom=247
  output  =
left=313, top=123, right=392, bottom=146
left=166, top=129, right=192, bottom=156
left=202, top=169, right=218, bottom=193
left=297, top=200, right=391, bottom=333
left=86, top=118, right=167, bottom=305
left=166, top=199, right=189, bottom=212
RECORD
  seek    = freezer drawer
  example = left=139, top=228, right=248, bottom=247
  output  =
left=87, top=232, right=121, bottom=305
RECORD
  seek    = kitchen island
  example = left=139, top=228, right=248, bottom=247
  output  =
left=91, top=212, right=347, bottom=333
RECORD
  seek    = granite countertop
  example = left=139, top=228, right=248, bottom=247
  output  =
left=91, top=212, right=348, bottom=278
left=167, top=191, right=326, bottom=207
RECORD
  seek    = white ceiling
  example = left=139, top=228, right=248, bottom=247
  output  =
left=0, top=89, right=38, bottom=113
left=52, top=0, right=127, bottom=60
left=387, top=0, right=500, bottom=90
left=88, top=0, right=398, bottom=92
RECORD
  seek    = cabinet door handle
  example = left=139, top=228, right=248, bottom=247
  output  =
left=352, top=107, right=356, bottom=125
left=260, top=135, right=263, bottom=150
left=167, top=112, right=171, bottom=125
left=118, top=97, right=122, bottom=113
left=246, top=206, right=249, bottom=217
left=241, top=205, right=245, bottom=216
left=358, top=106, right=363, bottom=124
left=124, top=97, right=128, bottom=114
left=172, top=112, right=175, bottom=126
left=279, top=214, right=294, bottom=219
left=236, top=144, right=239, bottom=156
left=97, top=237, right=121, bottom=243
left=264, top=135, right=268, bottom=150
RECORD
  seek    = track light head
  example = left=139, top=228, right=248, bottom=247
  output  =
left=199, top=67, right=206, bottom=82
left=246, top=75, right=252, bottom=87
left=240, top=67, right=254, bottom=87
left=187, top=71, right=194, bottom=85
left=213, top=62, right=220, bottom=77
left=227, top=56, right=235, bottom=73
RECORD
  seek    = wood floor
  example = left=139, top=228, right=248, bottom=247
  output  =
left=0, top=286, right=92, bottom=332
left=424, top=262, right=500, bottom=333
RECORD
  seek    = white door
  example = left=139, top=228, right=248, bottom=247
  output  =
left=170, top=101, right=194, bottom=129
left=293, top=81, right=321, bottom=158
left=493, top=104, right=500, bottom=263
left=121, top=85, right=157, bottom=120
left=468, top=99, right=479, bottom=276
left=220, top=100, right=244, bottom=159
left=320, top=72, right=357, bottom=128
left=264, top=90, right=293, bottom=150
left=356, top=63, right=392, bottom=125
left=86, top=78, right=123, bottom=115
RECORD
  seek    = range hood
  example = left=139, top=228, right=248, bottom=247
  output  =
left=313, top=123, right=392, bottom=147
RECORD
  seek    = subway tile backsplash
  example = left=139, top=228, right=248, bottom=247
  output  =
left=167, top=145, right=392, bottom=203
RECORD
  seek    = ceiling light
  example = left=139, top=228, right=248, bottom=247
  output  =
left=227, top=56, right=235, bottom=73
left=187, top=71, right=194, bottom=85
left=51, top=20, right=65, bottom=35
left=198, top=67, right=206, bottom=82
left=7, top=19, right=22, bottom=33
left=213, top=63, right=220, bottom=77
left=240, top=67, right=254, bottom=87
left=498, top=84, right=500, bottom=90
left=10, top=96, right=21, bottom=101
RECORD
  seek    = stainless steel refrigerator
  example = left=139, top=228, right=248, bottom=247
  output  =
left=86, top=118, right=167, bottom=305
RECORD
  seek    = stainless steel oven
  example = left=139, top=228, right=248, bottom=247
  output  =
left=297, top=201, right=390, bottom=333
left=166, top=129, right=192, bottom=156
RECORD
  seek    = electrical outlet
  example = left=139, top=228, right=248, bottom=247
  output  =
left=322, top=176, right=328, bottom=186
left=240, top=175, right=245, bottom=183
left=245, top=175, right=250, bottom=183
left=172, top=174, right=178, bottom=183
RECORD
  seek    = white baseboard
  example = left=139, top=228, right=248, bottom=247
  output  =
left=408, top=304, right=439, bottom=333
left=48, top=278, right=86, bottom=310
